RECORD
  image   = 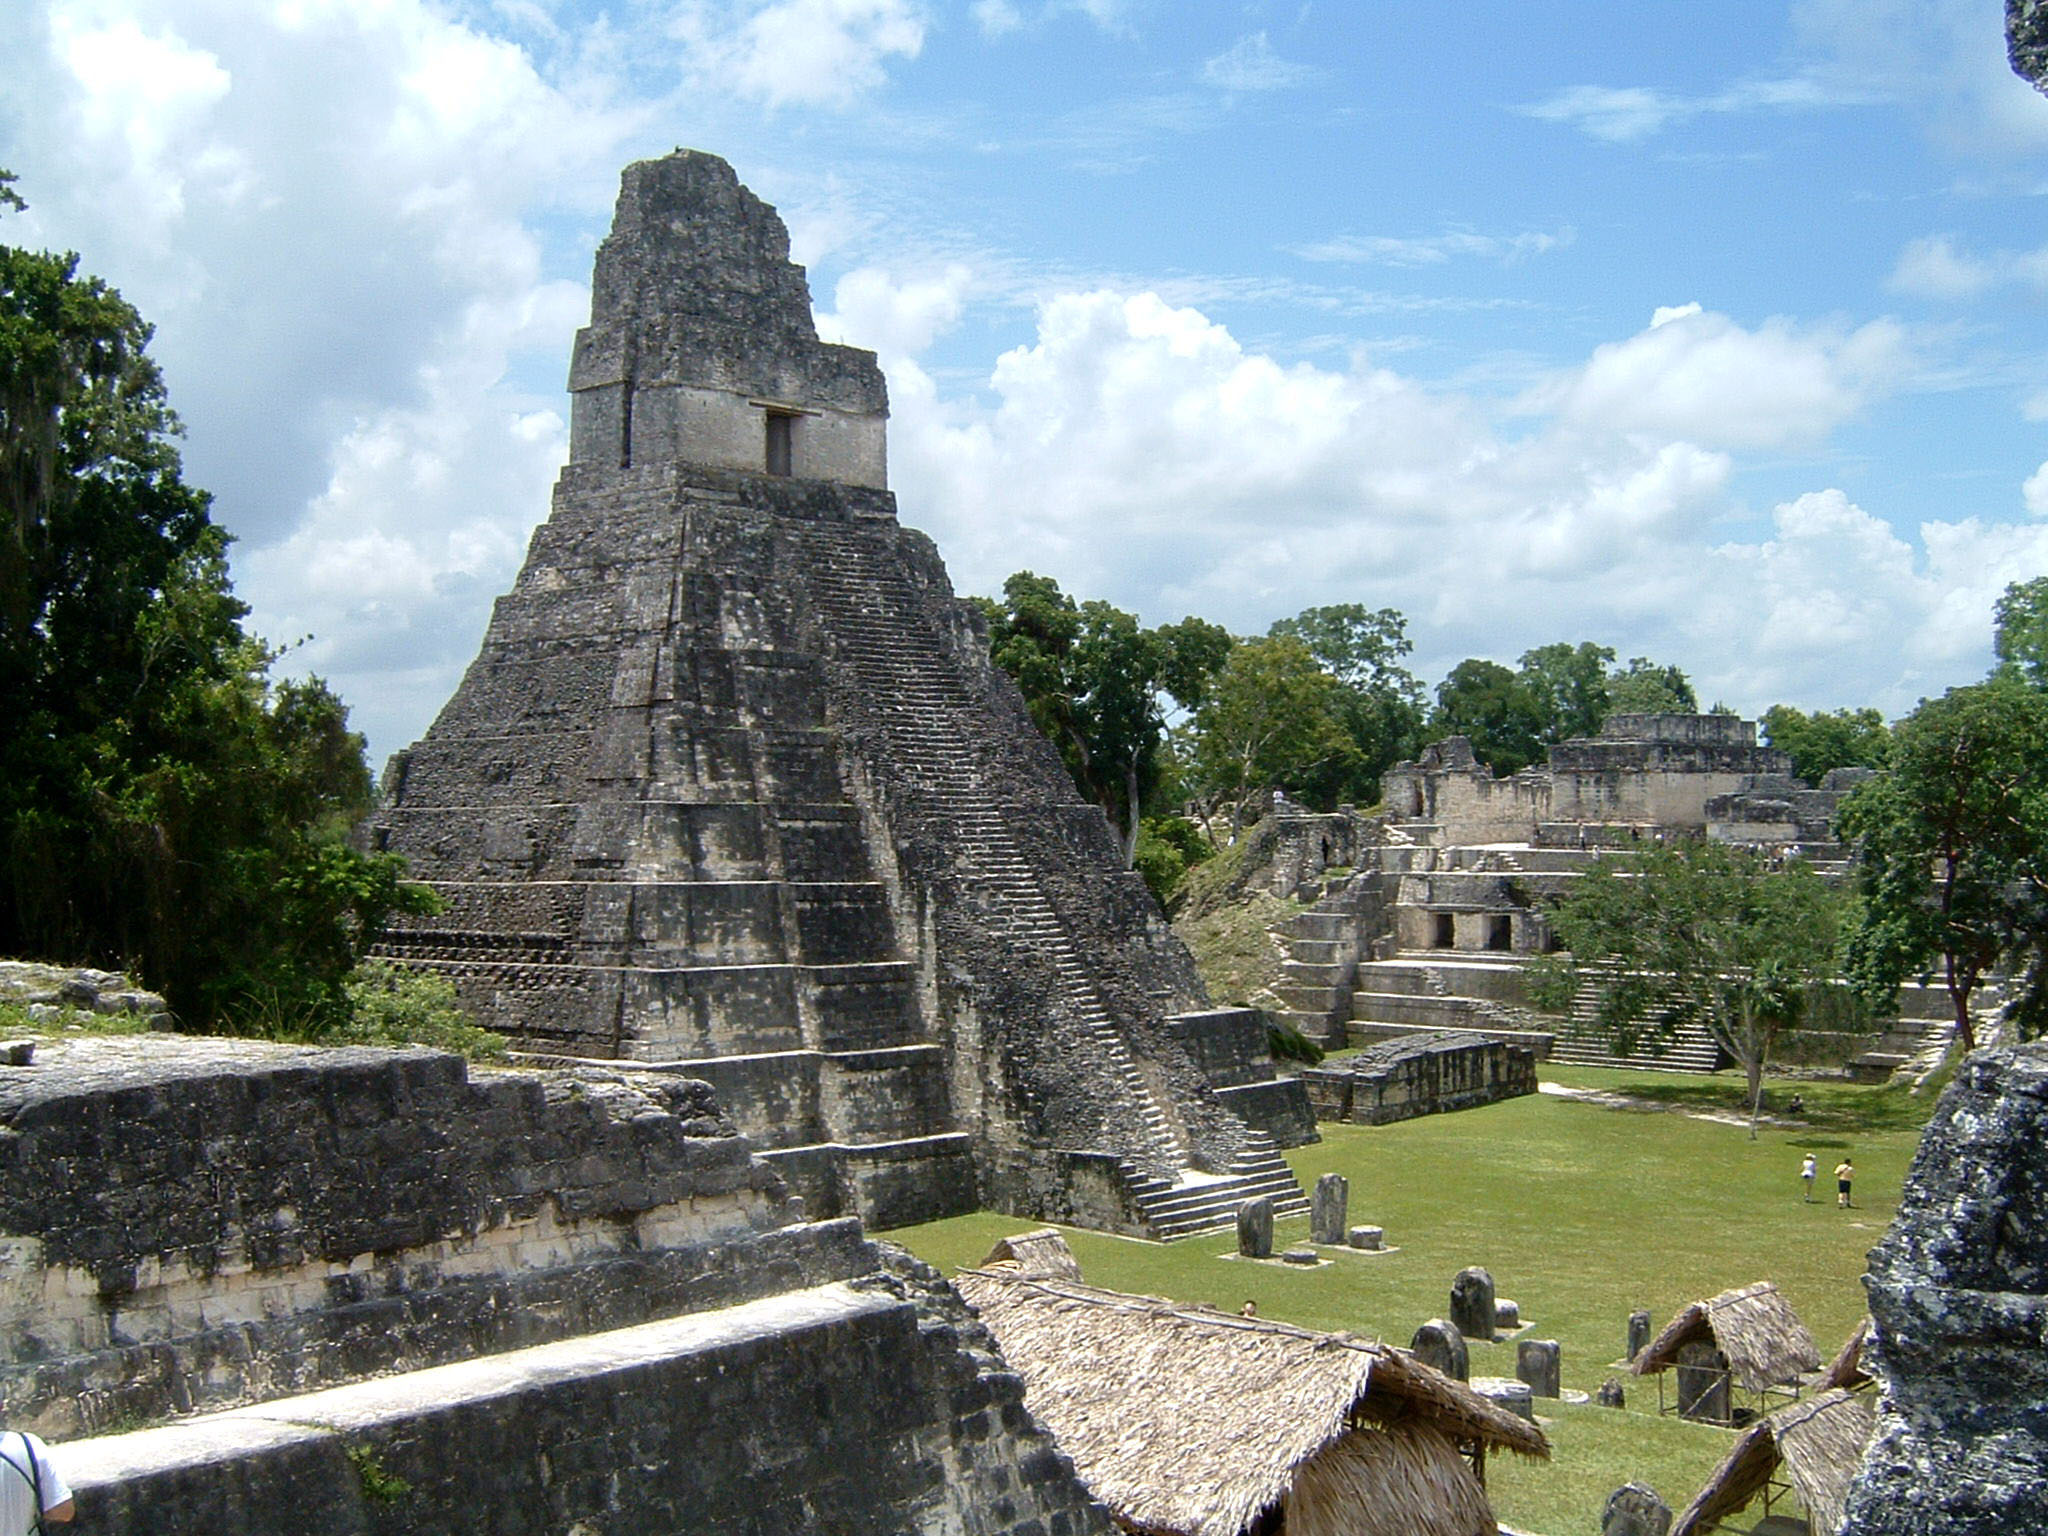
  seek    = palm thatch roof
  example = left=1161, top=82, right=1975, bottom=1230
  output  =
left=1632, top=1282, right=1822, bottom=1393
left=955, top=1268, right=1548, bottom=1536
left=1669, top=1387, right=1876, bottom=1536
left=1818, top=1316, right=1872, bottom=1392
left=981, top=1228, right=1085, bottom=1281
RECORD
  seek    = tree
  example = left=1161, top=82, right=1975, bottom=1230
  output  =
left=1431, top=659, right=1546, bottom=775
left=1606, top=656, right=1698, bottom=716
left=0, top=186, right=433, bottom=1029
left=1532, top=839, right=1850, bottom=1135
left=1191, top=636, right=1360, bottom=836
left=1839, top=677, right=2048, bottom=1051
left=1267, top=603, right=1425, bottom=802
left=1761, top=705, right=1891, bottom=786
left=1518, top=640, right=1615, bottom=745
left=1993, top=575, right=2048, bottom=687
left=977, top=572, right=1230, bottom=864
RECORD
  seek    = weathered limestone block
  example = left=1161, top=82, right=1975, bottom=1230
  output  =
left=1602, top=1483, right=1672, bottom=1536
left=1347, top=1224, right=1383, bottom=1251
left=1840, top=1043, right=2048, bottom=1536
left=1516, top=1338, right=1560, bottom=1398
left=1450, top=1266, right=1496, bottom=1341
left=1675, top=1338, right=1730, bottom=1424
left=55, top=1257, right=1113, bottom=1536
left=1236, top=1197, right=1274, bottom=1259
left=1409, top=1319, right=1468, bottom=1382
left=1627, top=1307, right=1652, bottom=1361
left=1300, top=1031, right=1536, bottom=1126
left=1469, top=1376, right=1532, bottom=1421
left=1494, top=1297, right=1521, bottom=1330
left=1309, top=1173, right=1348, bottom=1244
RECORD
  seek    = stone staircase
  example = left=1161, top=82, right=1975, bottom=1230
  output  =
left=788, top=518, right=1306, bottom=1230
left=1120, top=1130, right=1311, bottom=1239
left=1542, top=977, right=1726, bottom=1072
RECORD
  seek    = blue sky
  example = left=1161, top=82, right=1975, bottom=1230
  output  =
left=4, top=0, right=2046, bottom=763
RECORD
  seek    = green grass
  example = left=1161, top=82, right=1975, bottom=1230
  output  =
left=891, top=1067, right=1936, bottom=1536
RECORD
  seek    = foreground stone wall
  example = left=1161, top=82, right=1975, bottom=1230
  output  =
left=54, top=1254, right=1109, bottom=1536
left=1299, top=1030, right=1537, bottom=1125
left=1839, top=1042, right=2048, bottom=1536
left=0, top=1036, right=868, bottom=1436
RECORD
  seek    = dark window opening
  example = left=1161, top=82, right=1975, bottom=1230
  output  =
left=1432, top=912, right=1455, bottom=949
left=765, top=411, right=795, bottom=477
left=1486, top=915, right=1513, bottom=952
left=619, top=377, right=634, bottom=470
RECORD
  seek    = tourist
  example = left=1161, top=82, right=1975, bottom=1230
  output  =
left=1240, top=1300, right=1258, bottom=1318
left=1835, top=1157, right=1855, bottom=1209
left=1800, top=1153, right=1817, bottom=1202
left=1786, top=1092, right=1805, bottom=1115
left=0, top=1428, right=72, bottom=1532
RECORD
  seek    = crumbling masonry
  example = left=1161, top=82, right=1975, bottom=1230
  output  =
left=368, top=151, right=1312, bottom=1238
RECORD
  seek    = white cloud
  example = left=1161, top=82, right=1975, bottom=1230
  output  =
left=1200, top=32, right=1316, bottom=93
left=1293, top=227, right=1574, bottom=268
left=859, top=282, right=2010, bottom=721
left=1520, top=305, right=1907, bottom=452
left=1523, top=73, right=1869, bottom=143
left=1890, top=233, right=2048, bottom=300
left=675, top=0, right=925, bottom=109
left=2027, top=461, right=2048, bottom=518
left=816, top=263, right=973, bottom=361
left=972, top=0, right=1023, bottom=38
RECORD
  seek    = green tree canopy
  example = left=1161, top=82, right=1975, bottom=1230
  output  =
left=1267, top=603, right=1425, bottom=802
left=1840, top=677, right=2048, bottom=1049
left=976, top=572, right=1230, bottom=864
left=1761, top=704, right=1891, bottom=786
left=1518, top=640, right=1616, bottom=744
left=1993, top=574, right=2048, bottom=687
left=1431, top=658, right=1546, bottom=775
left=0, top=190, right=433, bottom=1028
left=1532, top=839, right=1850, bottom=1134
left=1606, top=656, right=1698, bottom=716
left=1191, top=635, right=1360, bottom=835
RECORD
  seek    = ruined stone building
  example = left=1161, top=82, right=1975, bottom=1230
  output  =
left=367, top=151, right=1311, bottom=1239
left=1258, top=714, right=1941, bottom=1079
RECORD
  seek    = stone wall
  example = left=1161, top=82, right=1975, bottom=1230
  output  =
left=1299, top=1030, right=1537, bottom=1125
left=53, top=1254, right=1109, bottom=1536
left=1838, top=1042, right=2048, bottom=1536
left=0, top=1036, right=878, bottom=1436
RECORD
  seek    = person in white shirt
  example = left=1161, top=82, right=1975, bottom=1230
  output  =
left=0, top=1430, right=73, bottom=1533
left=1800, top=1153, right=1817, bottom=1201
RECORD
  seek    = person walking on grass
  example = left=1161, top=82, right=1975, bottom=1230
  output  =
left=1836, top=1157, right=1855, bottom=1209
left=1800, top=1153, right=1817, bottom=1202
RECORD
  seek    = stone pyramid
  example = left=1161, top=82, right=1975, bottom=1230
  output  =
left=369, top=151, right=1312, bottom=1235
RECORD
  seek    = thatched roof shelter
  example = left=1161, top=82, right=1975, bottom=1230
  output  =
left=1669, top=1387, right=1876, bottom=1536
left=955, top=1265, right=1548, bottom=1536
left=981, top=1228, right=1084, bottom=1281
left=1632, top=1282, right=1822, bottom=1393
left=1818, top=1317, right=1872, bottom=1392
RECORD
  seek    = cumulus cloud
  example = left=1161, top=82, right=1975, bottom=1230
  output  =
left=1890, top=233, right=2048, bottom=300
left=854, top=281, right=2011, bottom=721
left=2027, top=461, right=2048, bottom=518
left=676, top=0, right=926, bottom=110
left=1200, top=32, right=1317, bottom=93
left=3, top=0, right=642, bottom=758
left=1519, top=304, right=1907, bottom=452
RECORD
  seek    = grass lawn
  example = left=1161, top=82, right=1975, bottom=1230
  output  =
left=890, top=1064, right=1936, bottom=1536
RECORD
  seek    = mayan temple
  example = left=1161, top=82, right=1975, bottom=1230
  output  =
left=368, top=150, right=1312, bottom=1237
